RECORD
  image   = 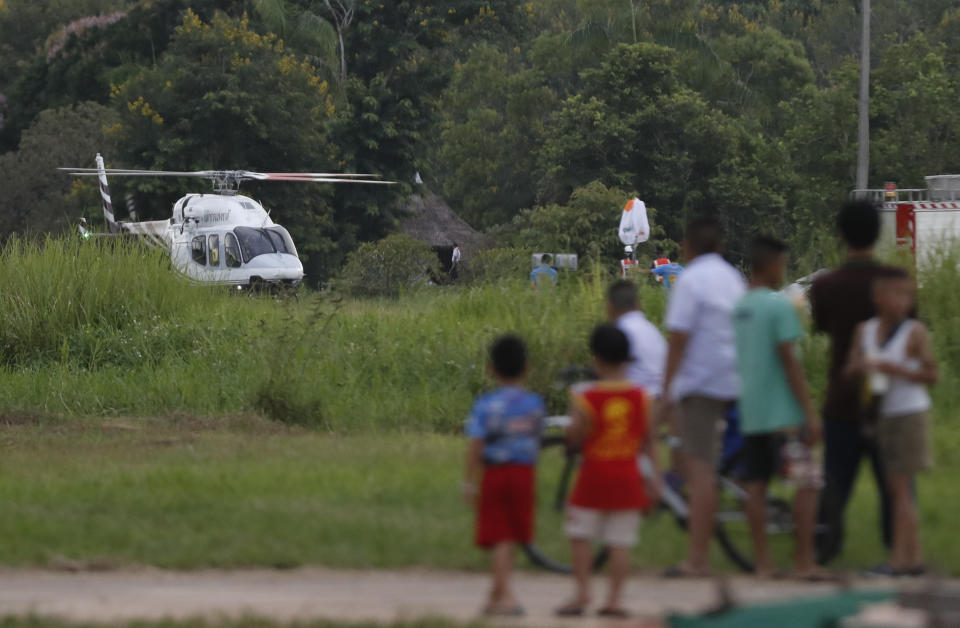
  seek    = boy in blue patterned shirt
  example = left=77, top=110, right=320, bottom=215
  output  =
left=464, top=335, right=545, bottom=616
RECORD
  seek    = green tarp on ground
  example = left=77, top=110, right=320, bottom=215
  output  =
left=669, top=590, right=894, bottom=628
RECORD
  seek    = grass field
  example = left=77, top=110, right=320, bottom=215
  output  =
left=0, top=237, right=957, bottom=574
left=0, top=415, right=956, bottom=574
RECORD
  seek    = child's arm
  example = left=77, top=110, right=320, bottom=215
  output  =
left=876, top=323, right=939, bottom=385
left=778, top=339, right=822, bottom=444
left=565, top=406, right=590, bottom=447
left=843, top=323, right=868, bottom=379
left=463, top=439, right=483, bottom=507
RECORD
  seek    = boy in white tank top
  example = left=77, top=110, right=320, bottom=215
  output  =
left=844, top=271, right=938, bottom=575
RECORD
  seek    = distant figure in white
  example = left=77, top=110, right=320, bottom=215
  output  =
left=414, top=171, right=423, bottom=185
left=451, top=242, right=462, bottom=281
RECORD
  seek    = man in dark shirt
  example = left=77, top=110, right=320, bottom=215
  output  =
left=810, top=200, right=907, bottom=567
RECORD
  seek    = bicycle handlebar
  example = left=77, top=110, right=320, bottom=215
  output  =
left=544, top=415, right=572, bottom=429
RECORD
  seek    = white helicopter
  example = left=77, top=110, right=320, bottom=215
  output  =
left=61, top=154, right=392, bottom=289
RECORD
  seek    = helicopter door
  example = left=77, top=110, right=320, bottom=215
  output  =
left=191, top=236, right=206, bottom=265
left=225, top=232, right=242, bottom=268
left=208, top=234, right=221, bottom=268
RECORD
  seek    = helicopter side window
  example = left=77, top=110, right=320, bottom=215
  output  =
left=208, top=234, right=221, bottom=267
left=225, top=233, right=242, bottom=268
left=191, top=236, right=206, bottom=265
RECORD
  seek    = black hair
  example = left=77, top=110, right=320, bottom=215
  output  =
left=589, top=323, right=631, bottom=366
left=489, top=335, right=527, bottom=379
left=750, top=235, right=790, bottom=273
left=837, top=200, right=880, bottom=249
left=453, top=241, right=458, bottom=247
left=541, top=253, right=552, bottom=264
left=873, top=267, right=913, bottom=292
left=685, top=216, right=724, bottom=255
left=655, top=249, right=665, bottom=257
left=607, top=280, right=638, bottom=312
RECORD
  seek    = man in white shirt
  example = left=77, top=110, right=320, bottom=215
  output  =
left=606, top=280, right=666, bottom=395
left=451, top=242, right=462, bottom=281
left=659, top=217, right=746, bottom=577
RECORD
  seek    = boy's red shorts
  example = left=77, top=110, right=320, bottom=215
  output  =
left=475, top=464, right=535, bottom=548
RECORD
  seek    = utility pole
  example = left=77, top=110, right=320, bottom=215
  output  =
left=856, top=0, right=871, bottom=195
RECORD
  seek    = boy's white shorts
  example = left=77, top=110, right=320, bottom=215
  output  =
left=564, top=506, right=641, bottom=547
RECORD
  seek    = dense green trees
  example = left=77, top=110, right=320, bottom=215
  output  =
left=436, top=44, right=554, bottom=227
left=3, top=0, right=960, bottom=278
left=0, top=102, right=118, bottom=236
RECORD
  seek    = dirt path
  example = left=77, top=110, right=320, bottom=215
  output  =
left=0, top=568, right=896, bottom=626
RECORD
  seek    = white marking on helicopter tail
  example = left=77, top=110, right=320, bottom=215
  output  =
left=95, top=153, right=116, bottom=227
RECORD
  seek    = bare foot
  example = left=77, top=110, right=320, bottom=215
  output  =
left=793, top=568, right=834, bottom=582
left=753, top=563, right=781, bottom=579
left=663, top=563, right=711, bottom=578
left=555, top=597, right=591, bottom=617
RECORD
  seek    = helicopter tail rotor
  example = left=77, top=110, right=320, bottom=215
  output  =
left=95, top=153, right=122, bottom=233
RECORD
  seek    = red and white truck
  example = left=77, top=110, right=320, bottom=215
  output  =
left=859, top=176, right=960, bottom=265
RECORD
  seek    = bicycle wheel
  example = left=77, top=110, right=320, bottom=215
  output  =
left=522, top=435, right=609, bottom=573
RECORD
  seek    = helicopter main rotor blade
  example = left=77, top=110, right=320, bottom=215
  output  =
left=249, top=175, right=395, bottom=184
left=60, top=168, right=393, bottom=184
left=59, top=168, right=220, bottom=178
left=244, top=172, right=382, bottom=179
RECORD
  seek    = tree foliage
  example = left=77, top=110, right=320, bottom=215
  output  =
left=496, top=181, right=670, bottom=264
left=3, top=0, right=960, bottom=277
left=0, top=102, right=118, bottom=237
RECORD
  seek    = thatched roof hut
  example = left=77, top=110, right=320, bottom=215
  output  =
left=400, top=188, right=482, bottom=252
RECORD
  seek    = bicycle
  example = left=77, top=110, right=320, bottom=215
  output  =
left=522, top=406, right=796, bottom=575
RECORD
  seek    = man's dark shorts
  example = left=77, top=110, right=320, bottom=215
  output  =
left=743, top=433, right=822, bottom=488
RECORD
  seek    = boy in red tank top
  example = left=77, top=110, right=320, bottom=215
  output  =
left=556, top=324, right=661, bottom=618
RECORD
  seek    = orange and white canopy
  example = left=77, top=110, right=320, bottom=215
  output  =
left=618, top=197, right=650, bottom=246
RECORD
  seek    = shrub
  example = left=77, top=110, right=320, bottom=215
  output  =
left=460, top=247, right=530, bottom=285
left=337, top=233, right=440, bottom=298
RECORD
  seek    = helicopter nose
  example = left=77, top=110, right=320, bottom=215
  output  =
left=243, top=253, right=304, bottom=281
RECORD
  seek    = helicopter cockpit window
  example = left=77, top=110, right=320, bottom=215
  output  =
left=208, top=234, right=221, bottom=267
left=269, top=226, right=298, bottom=258
left=191, top=236, right=206, bottom=265
left=234, top=226, right=299, bottom=262
left=225, top=233, right=242, bottom=268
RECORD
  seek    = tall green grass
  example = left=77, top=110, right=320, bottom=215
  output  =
left=0, top=235, right=953, bottom=445
left=916, top=247, right=960, bottom=466
left=0, top=238, right=667, bottom=428
left=0, top=237, right=251, bottom=368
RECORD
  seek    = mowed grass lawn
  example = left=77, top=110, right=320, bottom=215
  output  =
left=0, top=415, right=957, bottom=575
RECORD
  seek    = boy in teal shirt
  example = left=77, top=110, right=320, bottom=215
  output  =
left=733, top=236, right=823, bottom=579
